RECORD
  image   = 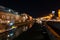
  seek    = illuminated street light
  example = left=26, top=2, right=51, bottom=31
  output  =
left=7, top=20, right=10, bottom=23
left=7, top=35, right=10, bottom=37
left=8, top=9, right=11, bottom=12
left=9, top=22, right=14, bottom=26
left=52, top=11, right=55, bottom=14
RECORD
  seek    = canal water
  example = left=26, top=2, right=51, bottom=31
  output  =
left=14, top=23, right=50, bottom=40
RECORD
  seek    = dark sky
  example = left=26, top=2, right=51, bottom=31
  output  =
left=0, top=0, right=60, bottom=17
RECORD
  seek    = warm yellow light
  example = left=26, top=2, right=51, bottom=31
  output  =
left=43, top=16, right=50, bottom=18
left=58, top=9, right=60, bottom=17
left=7, top=20, right=10, bottom=23
left=12, top=26, right=16, bottom=29
left=49, top=14, right=53, bottom=17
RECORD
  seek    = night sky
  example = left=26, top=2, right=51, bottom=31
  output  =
left=0, top=0, right=60, bottom=17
